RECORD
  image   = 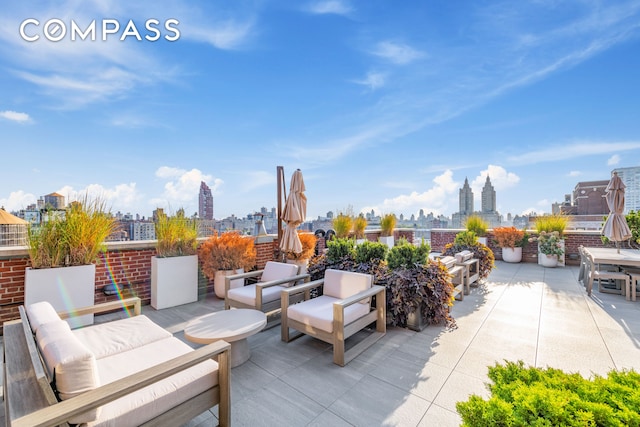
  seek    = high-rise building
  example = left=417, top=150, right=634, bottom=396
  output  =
left=613, top=166, right=640, bottom=213
left=199, top=181, right=214, bottom=220
left=481, top=176, right=496, bottom=213
left=459, top=178, right=474, bottom=215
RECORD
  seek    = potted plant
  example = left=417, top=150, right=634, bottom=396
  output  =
left=533, top=214, right=569, bottom=266
left=379, top=213, right=396, bottom=248
left=465, top=215, right=489, bottom=245
left=285, top=231, right=317, bottom=274
left=529, top=231, right=564, bottom=268
left=493, top=226, right=527, bottom=263
left=25, top=196, right=118, bottom=327
left=353, top=214, right=368, bottom=244
left=151, top=209, right=199, bottom=309
left=199, top=231, right=256, bottom=298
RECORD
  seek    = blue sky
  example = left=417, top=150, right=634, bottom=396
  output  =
left=2, top=1, right=640, bottom=221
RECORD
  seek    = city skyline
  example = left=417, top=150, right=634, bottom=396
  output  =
left=2, top=2, right=640, bottom=220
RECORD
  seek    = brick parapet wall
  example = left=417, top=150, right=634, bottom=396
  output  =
left=430, top=229, right=609, bottom=265
left=0, top=234, right=280, bottom=329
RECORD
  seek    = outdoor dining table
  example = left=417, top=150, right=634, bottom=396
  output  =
left=582, top=247, right=640, bottom=297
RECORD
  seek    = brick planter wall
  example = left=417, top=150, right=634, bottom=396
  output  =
left=0, top=234, right=280, bottom=330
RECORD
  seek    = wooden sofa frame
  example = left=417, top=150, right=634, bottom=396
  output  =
left=3, top=297, right=231, bottom=427
left=280, top=278, right=386, bottom=366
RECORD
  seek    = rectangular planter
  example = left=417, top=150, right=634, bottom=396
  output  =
left=25, top=264, right=96, bottom=328
left=151, top=255, right=198, bottom=309
left=407, top=306, right=427, bottom=332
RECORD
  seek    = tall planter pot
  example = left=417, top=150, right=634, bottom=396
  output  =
left=151, top=255, right=198, bottom=310
left=213, top=269, right=244, bottom=299
left=540, top=254, right=558, bottom=268
left=501, top=247, right=522, bottom=263
left=24, top=264, right=96, bottom=328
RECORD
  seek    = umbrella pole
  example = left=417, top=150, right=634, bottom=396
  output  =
left=277, top=166, right=285, bottom=260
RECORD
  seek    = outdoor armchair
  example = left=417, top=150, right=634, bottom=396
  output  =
left=225, top=261, right=310, bottom=316
left=280, top=269, right=386, bottom=366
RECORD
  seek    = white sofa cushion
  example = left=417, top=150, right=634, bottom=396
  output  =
left=72, top=315, right=172, bottom=359
left=26, top=301, right=61, bottom=333
left=260, top=261, right=299, bottom=287
left=36, top=320, right=100, bottom=423
left=323, top=269, right=372, bottom=304
left=227, top=284, right=285, bottom=306
left=287, top=295, right=369, bottom=333
left=90, top=337, right=218, bottom=427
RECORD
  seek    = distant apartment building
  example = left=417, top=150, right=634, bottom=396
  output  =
left=199, top=181, right=214, bottom=220
left=452, top=176, right=500, bottom=227
left=129, top=221, right=156, bottom=241
left=572, top=180, right=608, bottom=215
left=613, top=166, right=640, bottom=213
left=43, top=192, right=65, bottom=210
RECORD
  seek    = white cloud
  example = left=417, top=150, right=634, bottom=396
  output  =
left=242, top=170, right=275, bottom=192
left=508, top=141, right=640, bottom=165
left=152, top=167, right=218, bottom=210
left=185, top=19, right=255, bottom=50
left=375, top=170, right=459, bottom=216
left=353, top=71, right=385, bottom=91
left=0, top=190, right=37, bottom=211
left=0, top=110, right=31, bottom=123
left=470, top=165, right=520, bottom=192
left=371, top=41, right=425, bottom=65
left=55, top=183, right=140, bottom=211
left=607, top=154, right=621, bottom=165
left=306, top=0, right=353, bottom=15
left=568, top=170, right=582, bottom=177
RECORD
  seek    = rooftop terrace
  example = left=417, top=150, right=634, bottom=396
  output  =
left=3, top=261, right=639, bottom=426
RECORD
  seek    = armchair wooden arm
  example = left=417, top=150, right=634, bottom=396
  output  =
left=57, top=297, right=142, bottom=319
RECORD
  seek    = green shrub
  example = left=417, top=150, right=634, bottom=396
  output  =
left=454, top=230, right=479, bottom=246
left=465, top=215, right=488, bottom=237
left=386, top=237, right=429, bottom=269
left=457, top=361, right=640, bottom=427
left=308, top=244, right=455, bottom=328
left=155, top=209, right=198, bottom=257
left=326, top=237, right=355, bottom=263
left=355, top=240, right=388, bottom=264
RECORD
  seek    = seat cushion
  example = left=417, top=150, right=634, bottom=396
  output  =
left=227, top=284, right=286, bottom=306
left=261, top=261, right=299, bottom=287
left=90, top=337, right=218, bottom=427
left=26, top=301, right=61, bottom=333
left=323, top=269, right=372, bottom=303
left=72, top=315, right=173, bottom=359
left=287, top=295, right=370, bottom=333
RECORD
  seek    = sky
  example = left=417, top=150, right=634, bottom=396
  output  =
left=2, top=1, right=640, bottom=221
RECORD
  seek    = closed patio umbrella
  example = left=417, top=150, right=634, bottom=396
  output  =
left=602, top=171, right=632, bottom=253
left=280, top=169, right=307, bottom=256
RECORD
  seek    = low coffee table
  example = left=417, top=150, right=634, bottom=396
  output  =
left=184, top=309, right=267, bottom=367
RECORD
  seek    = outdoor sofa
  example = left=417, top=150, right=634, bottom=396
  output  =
left=3, top=297, right=230, bottom=427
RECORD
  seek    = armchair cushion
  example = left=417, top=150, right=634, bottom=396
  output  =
left=260, top=261, right=299, bottom=287
left=286, top=295, right=370, bottom=333
left=323, top=269, right=372, bottom=303
left=227, top=284, right=285, bottom=306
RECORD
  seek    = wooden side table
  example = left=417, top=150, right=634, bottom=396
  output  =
left=184, top=309, right=267, bottom=367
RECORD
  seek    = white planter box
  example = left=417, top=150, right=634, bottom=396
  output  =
left=379, top=235, right=394, bottom=249
left=25, top=264, right=96, bottom=328
left=151, top=255, right=198, bottom=309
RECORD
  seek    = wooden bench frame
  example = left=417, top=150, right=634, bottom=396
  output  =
left=3, top=297, right=231, bottom=427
